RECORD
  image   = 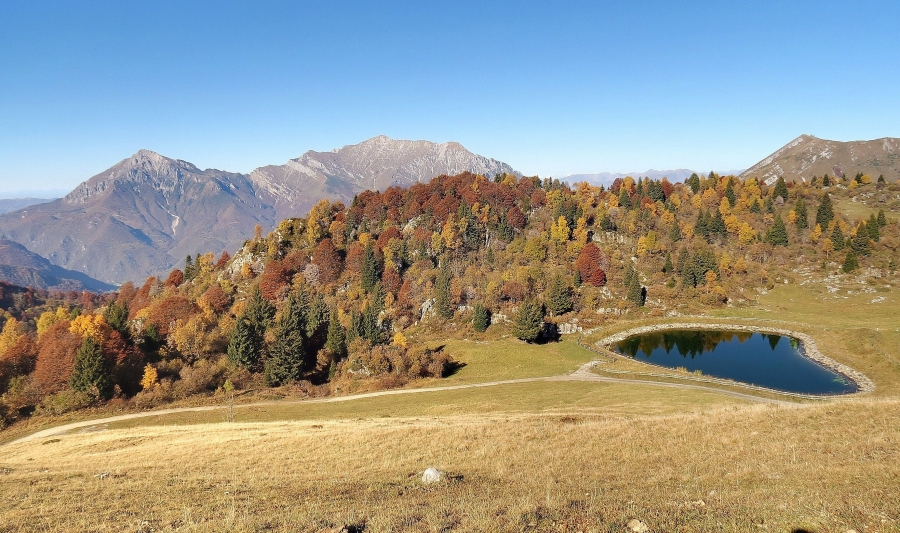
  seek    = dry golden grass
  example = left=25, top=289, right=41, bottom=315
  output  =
left=2, top=398, right=898, bottom=532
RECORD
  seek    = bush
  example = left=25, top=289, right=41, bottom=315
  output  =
left=37, top=388, right=96, bottom=416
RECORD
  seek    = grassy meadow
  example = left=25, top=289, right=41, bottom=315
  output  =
left=3, top=276, right=900, bottom=532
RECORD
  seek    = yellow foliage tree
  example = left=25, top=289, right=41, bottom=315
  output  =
left=0, top=317, right=22, bottom=356
left=36, top=306, right=70, bottom=336
left=810, top=224, right=822, bottom=243
left=738, top=223, right=756, bottom=245
left=69, top=314, right=111, bottom=343
left=550, top=216, right=570, bottom=243
left=392, top=331, right=408, bottom=348
left=140, top=364, right=158, bottom=391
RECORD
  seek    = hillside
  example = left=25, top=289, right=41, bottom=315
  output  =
left=741, top=134, right=900, bottom=185
left=0, top=240, right=113, bottom=292
left=0, top=137, right=520, bottom=285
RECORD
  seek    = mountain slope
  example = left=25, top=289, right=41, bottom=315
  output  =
left=0, top=150, right=277, bottom=284
left=0, top=137, right=520, bottom=285
left=0, top=239, right=114, bottom=292
left=249, top=135, right=520, bottom=218
left=741, top=135, right=900, bottom=185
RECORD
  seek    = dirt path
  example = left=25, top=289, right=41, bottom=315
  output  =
left=4, top=362, right=799, bottom=447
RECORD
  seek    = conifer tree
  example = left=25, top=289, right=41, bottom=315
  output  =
left=618, top=188, right=632, bottom=209
left=361, top=242, right=380, bottom=293
left=687, top=173, right=700, bottom=194
left=668, top=221, right=681, bottom=242
left=434, top=263, right=453, bottom=319
left=545, top=275, right=573, bottom=316
left=766, top=215, right=789, bottom=247
left=70, top=336, right=112, bottom=400
left=850, top=223, right=871, bottom=256
left=822, top=174, right=831, bottom=186
left=662, top=253, right=674, bottom=274
left=867, top=214, right=881, bottom=242
left=472, top=303, right=490, bottom=333
left=325, top=309, right=346, bottom=358
left=877, top=209, right=887, bottom=228
left=264, top=292, right=307, bottom=386
left=724, top=179, right=736, bottom=207
left=816, top=193, right=834, bottom=228
left=627, top=273, right=644, bottom=307
left=227, top=315, right=258, bottom=369
left=710, top=209, right=727, bottom=237
left=749, top=198, right=761, bottom=213
left=842, top=250, right=859, bottom=273
left=104, top=300, right=130, bottom=340
left=831, top=224, right=845, bottom=251
left=513, top=299, right=544, bottom=343
left=794, top=198, right=808, bottom=229
left=772, top=176, right=788, bottom=201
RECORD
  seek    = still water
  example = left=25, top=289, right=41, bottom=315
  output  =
left=613, top=330, right=857, bottom=395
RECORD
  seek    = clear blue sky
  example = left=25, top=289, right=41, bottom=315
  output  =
left=1, top=1, right=898, bottom=195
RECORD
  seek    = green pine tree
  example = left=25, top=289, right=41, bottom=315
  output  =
left=794, top=198, right=808, bottom=229
left=831, top=224, right=845, bottom=251
left=325, top=309, right=346, bottom=358
left=850, top=224, right=872, bottom=256
left=227, top=316, right=258, bottom=369
left=724, top=179, right=736, bottom=207
left=877, top=209, right=887, bottom=228
left=513, top=299, right=544, bottom=343
left=472, top=303, right=490, bottom=333
left=662, top=253, right=674, bottom=274
left=815, top=193, right=834, bottom=228
left=772, top=176, right=788, bottom=201
left=70, top=336, right=113, bottom=400
left=618, top=188, right=632, bottom=209
left=104, top=300, right=130, bottom=340
left=627, top=274, right=644, bottom=307
left=545, top=275, right=573, bottom=316
left=669, top=220, right=681, bottom=242
left=867, top=214, right=881, bottom=242
left=749, top=197, right=761, bottom=213
left=766, top=215, right=789, bottom=247
left=361, top=242, right=380, bottom=293
left=822, top=174, right=831, bottom=187
left=264, top=293, right=308, bottom=386
left=842, top=250, right=859, bottom=273
left=687, top=173, right=700, bottom=194
left=434, top=263, right=453, bottom=319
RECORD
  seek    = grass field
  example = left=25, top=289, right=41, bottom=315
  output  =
left=3, top=276, right=900, bottom=532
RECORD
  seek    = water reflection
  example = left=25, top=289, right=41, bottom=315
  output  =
left=613, top=329, right=857, bottom=395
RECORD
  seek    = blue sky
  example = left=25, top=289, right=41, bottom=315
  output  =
left=1, top=1, right=898, bottom=195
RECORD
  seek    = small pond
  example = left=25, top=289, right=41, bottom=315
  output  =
left=613, top=329, right=857, bottom=395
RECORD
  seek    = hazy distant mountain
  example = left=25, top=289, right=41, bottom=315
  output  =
left=0, top=150, right=277, bottom=284
left=560, top=169, right=700, bottom=187
left=741, top=134, right=900, bottom=185
left=0, top=239, right=113, bottom=292
left=249, top=135, right=520, bottom=219
left=0, top=198, right=56, bottom=215
left=0, top=137, right=520, bottom=284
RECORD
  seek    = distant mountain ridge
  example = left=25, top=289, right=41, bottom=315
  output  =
left=0, top=136, right=520, bottom=285
left=559, top=168, right=746, bottom=187
left=0, top=239, right=113, bottom=292
left=0, top=198, right=56, bottom=215
left=741, top=134, right=900, bottom=185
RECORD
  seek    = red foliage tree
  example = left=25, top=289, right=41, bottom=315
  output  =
left=215, top=251, right=231, bottom=269
left=345, top=242, right=365, bottom=275
left=202, top=283, right=232, bottom=315
left=128, top=277, right=157, bottom=319
left=282, top=250, right=308, bottom=275
left=500, top=281, right=526, bottom=302
left=116, top=281, right=137, bottom=307
left=259, top=260, right=289, bottom=302
left=146, top=296, right=198, bottom=336
left=312, top=238, right=343, bottom=285
left=33, top=321, right=81, bottom=394
left=376, top=226, right=402, bottom=250
left=381, top=266, right=402, bottom=295
left=102, top=330, right=145, bottom=396
left=574, top=242, right=607, bottom=287
left=530, top=189, right=547, bottom=208
left=164, top=269, right=184, bottom=288
left=0, top=335, right=38, bottom=395
left=507, top=206, right=526, bottom=230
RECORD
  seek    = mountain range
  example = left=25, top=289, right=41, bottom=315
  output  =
left=740, top=135, right=900, bottom=185
left=0, top=198, right=55, bottom=216
left=0, top=136, right=519, bottom=285
left=0, top=239, right=113, bottom=292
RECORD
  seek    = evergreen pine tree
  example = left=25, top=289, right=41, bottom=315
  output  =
left=573, top=270, right=582, bottom=287
left=104, top=301, right=130, bottom=340
left=325, top=309, right=346, bottom=358
left=361, top=242, right=380, bottom=293
left=831, top=224, right=845, bottom=251
left=842, top=250, right=859, bottom=273
left=618, top=188, right=632, bottom=209
left=434, top=263, right=453, bottom=319
left=822, top=174, right=831, bottom=186
left=766, top=215, right=789, bottom=247
left=264, top=293, right=307, bottom=386
left=70, top=336, right=113, bottom=400
left=794, top=198, right=808, bottom=229
left=545, top=275, right=573, bottom=316
left=227, top=316, right=258, bottom=369
left=724, top=179, right=736, bottom=207
left=772, top=176, right=788, bottom=201
left=361, top=303, right=382, bottom=343
left=851, top=223, right=872, bottom=256
left=627, top=273, right=644, bottom=307
left=687, top=173, right=700, bottom=194
left=749, top=198, right=761, bottom=213
left=513, top=299, right=544, bottom=343
left=877, top=209, right=887, bottom=228
left=866, top=214, right=880, bottom=242
left=815, top=193, right=834, bottom=228
left=669, top=220, right=681, bottom=242
left=472, top=303, right=490, bottom=333
left=710, top=209, right=727, bottom=237
left=184, top=255, right=195, bottom=281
